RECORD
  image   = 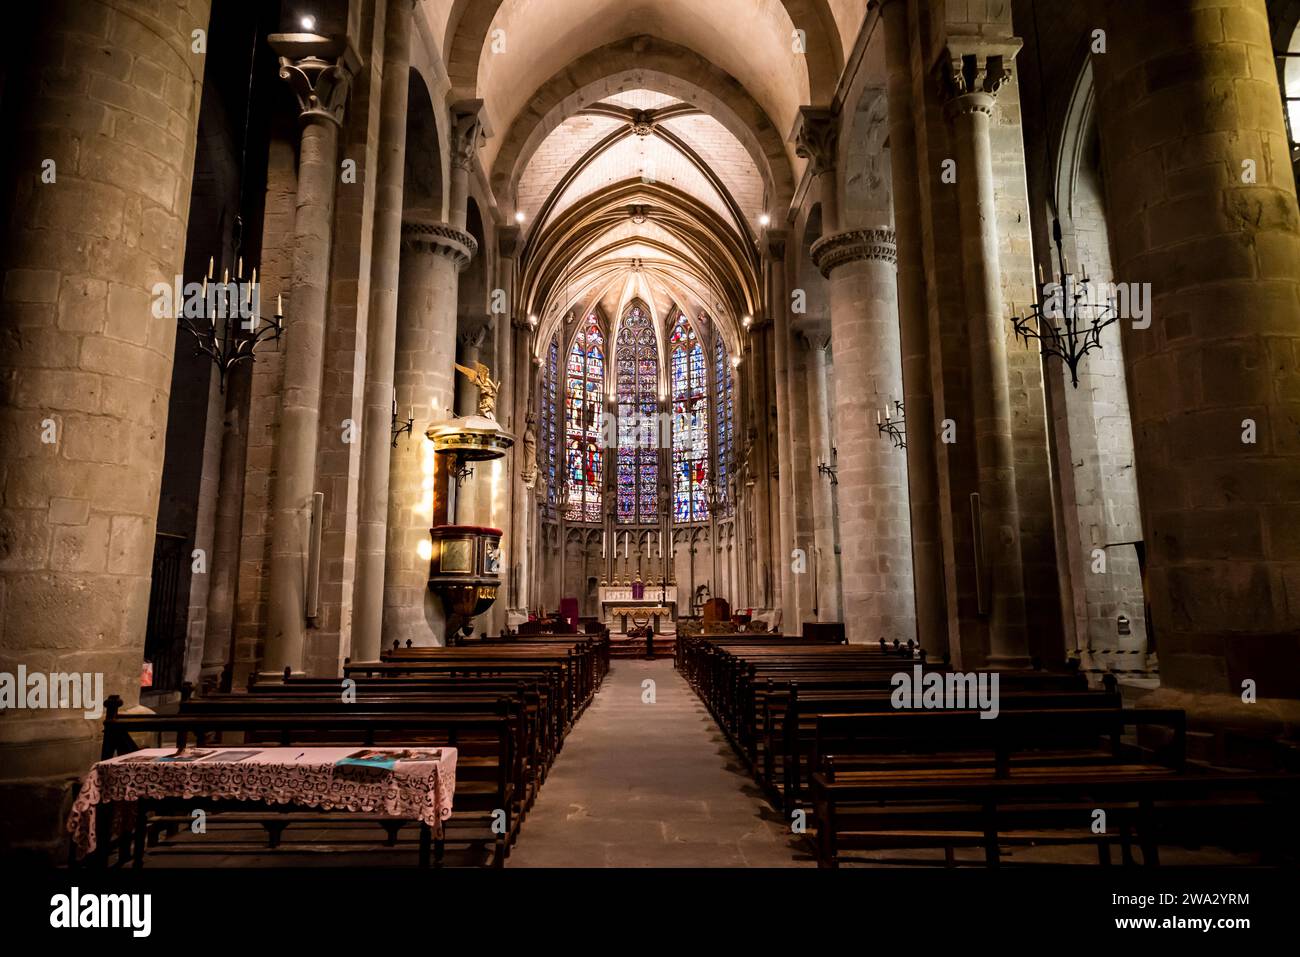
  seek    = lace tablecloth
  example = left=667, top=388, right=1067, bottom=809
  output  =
left=67, top=746, right=457, bottom=857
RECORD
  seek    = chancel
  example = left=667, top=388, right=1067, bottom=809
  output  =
left=2, top=0, right=1300, bottom=895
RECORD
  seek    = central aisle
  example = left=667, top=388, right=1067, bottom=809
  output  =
left=508, top=659, right=812, bottom=867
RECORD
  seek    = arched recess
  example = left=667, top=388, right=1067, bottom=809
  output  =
left=404, top=68, right=445, bottom=218
left=490, top=37, right=797, bottom=215
left=1046, top=57, right=1149, bottom=669
left=457, top=197, right=489, bottom=323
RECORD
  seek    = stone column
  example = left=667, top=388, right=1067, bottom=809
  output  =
left=788, top=330, right=816, bottom=626
left=353, top=0, right=414, bottom=665
left=199, top=363, right=251, bottom=688
left=382, top=221, right=476, bottom=647
left=0, top=0, right=211, bottom=857
left=1091, top=0, right=1300, bottom=729
left=810, top=228, right=916, bottom=644
left=745, top=320, right=775, bottom=608
left=261, top=35, right=359, bottom=677
left=768, top=231, right=798, bottom=631
left=805, top=329, right=842, bottom=621
left=941, top=43, right=1029, bottom=664
left=456, top=324, right=487, bottom=415
left=383, top=102, right=483, bottom=647
left=510, top=323, right=536, bottom=615
left=878, top=0, right=949, bottom=656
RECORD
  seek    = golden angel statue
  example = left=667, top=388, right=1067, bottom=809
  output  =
left=454, top=361, right=501, bottom=419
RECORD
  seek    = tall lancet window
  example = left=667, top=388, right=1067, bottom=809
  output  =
left=565, top=316, right=605, bottom=522
left=540, top=334, right=560, bottom=508
left=615, top=302, right=660, bottom=524
left=714, top=336, right=734, bottom=514
left=670, top=313, right=709, bottom=523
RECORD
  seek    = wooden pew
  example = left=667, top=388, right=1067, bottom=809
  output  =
left=808, top=708, right=1300, bottom=867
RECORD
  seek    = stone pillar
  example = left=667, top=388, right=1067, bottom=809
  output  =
left=745, top=321, right=775, bottom=608
left=767, top=231, right=798, bottom=631
left=511, top=325, right=536, bottom=615
left=383, top=101, right=483, bottom=647
left=382, top=221, right=476, bottom=647
left=200, top=363, right=251, bottom=688
left=1091, top=0, right=1300, bottom=728
left=456, top=324, right=487, bottom=415
left=805, top=330, right=842, bottom=621
left=0, top=0, right=211, bottom=857
left=261, top=35, right=359, bottom=677
left=353, top=0, right=413, bottom=665
left=941, top=43, right=1029, bottom=664
left=879, top=0, right=949, bottom=657
left=810, top=228, right=916, bottom=644
left=788, top=331, right=816, bottom=626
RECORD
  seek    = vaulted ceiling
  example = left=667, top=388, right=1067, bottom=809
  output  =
left=420, top=0, right=868, bottom=355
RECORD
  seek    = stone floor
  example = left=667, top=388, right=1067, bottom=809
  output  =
left=508, top=659, right=814, bottom=867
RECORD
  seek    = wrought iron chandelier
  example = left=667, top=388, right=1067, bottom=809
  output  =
left=179, top=256, right=282, bottom=392
left=1009, top=219, right=1118, bottom=388
left=877, top=400, right=906, bottom=450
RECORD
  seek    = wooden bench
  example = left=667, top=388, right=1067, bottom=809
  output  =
left=808, top=708, right=1300, bottom=867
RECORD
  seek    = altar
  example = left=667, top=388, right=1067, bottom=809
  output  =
left=599, top=583, right=678, bottom=631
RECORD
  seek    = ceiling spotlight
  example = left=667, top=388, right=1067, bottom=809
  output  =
left=742, top=314, right=753, bottom=329
left=731, top=355, right=742, bottom=369
left=527, top=314, right=538, bottom=328
left=759, top=213, right=771, bottom=227
left=514, top=210, right=526, bottom=224
left=301, top=15, right=316, bottom=31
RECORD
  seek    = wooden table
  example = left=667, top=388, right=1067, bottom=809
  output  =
left=68, top=746, right=457, bottom=860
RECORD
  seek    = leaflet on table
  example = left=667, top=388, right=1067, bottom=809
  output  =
left=118, top=748, right=264, bottom=763
left=336, top=749, right=445, bottom=769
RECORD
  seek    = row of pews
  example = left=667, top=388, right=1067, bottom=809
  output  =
left=87, top=632, right=607, bottom=868
left=679, top=633, right=1300, bottom=867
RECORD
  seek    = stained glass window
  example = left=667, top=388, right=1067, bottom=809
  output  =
left=540, top=334, right=559, bottom=509
left=615, top=302, right=660, bottom=524
left=670, top=314, right=709, bottom=522
left=565, top=316, right=605, bottom=522
left=714, top=336, right=734, bottom=514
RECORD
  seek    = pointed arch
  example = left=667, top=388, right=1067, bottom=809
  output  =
left=669, top=311, right=710, bottom=523
left=615, top=300, right=660, bottom=524
left=564, top=314, right=606, bottom=522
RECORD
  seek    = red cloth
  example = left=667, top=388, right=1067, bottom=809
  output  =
left=559, top=597, right=579, bottom=630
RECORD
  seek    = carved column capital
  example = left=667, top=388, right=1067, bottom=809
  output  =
left=459, top=323, right=489, bottom=350
left=796, top=322, right=833, bottom=352
left=809, top=227, right=897, bottom=278
left=939, top=37, right=1022, bottom=111
left=790, top=107, right=839, bottom=177
left=764, top=228, right=788, bottom=264
left=400, top=218, right=478, bottom=269
left=498, top=225, right=522, bottom=260
left=270, top=34, right=361, bottom=128
left=451, top=99, right=489, bottom=172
